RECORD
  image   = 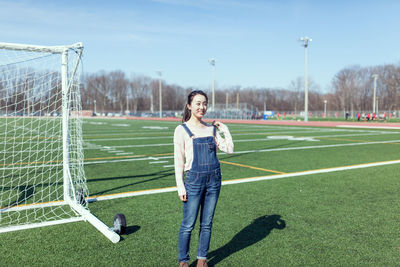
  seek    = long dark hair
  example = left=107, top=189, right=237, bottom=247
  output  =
left=182, top=90, right=208, bottom=122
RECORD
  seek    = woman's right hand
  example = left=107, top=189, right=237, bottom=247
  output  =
left=180, top=194, right=187, bottom=202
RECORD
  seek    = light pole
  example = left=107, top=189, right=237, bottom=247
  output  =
left=324, top=100, right=327, bottom=118
left=376, top=97, right=379, bottom=116
left=299, top=36, right=312, bottom=122
left=226, top=92, right=228, bottom=109
left=126, top=95, right=129, bottom=115
left=93, top=100, right=96, bottom=115
left=372, top=74, right=378, bottom=114
left=208, top=58, right=216, bottom=111
left=156, top=70, right=163, bottom=118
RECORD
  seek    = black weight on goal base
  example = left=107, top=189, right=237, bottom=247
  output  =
left=111, top=213, right=127, bottom=235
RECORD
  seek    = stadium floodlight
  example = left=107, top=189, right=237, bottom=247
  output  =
left=372, top=74, right=378, bottom=114
left=208, top=58, right=216, bottom=111
left=324, top=100, right=327, bottom=118
left=0, top=41, right=122, bottom=243
left=299, top=36, right=312, bottom=122
left=156, top=70, right=163, bottom=118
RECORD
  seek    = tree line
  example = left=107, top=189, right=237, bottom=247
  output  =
left=81, top=63, right=400, bottom=115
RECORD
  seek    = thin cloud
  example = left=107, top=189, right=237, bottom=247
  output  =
left=151, top=0, right=265, bottom=9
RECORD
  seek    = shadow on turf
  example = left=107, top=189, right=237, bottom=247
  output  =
left=125, top=225, right=141, bottom=235
left=190, top=214, right=286, bottom=266
left=89, top=169, right=174, bottom=196
left=118, top=225, right=141, bottom=242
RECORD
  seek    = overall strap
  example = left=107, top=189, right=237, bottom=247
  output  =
left=213, top=125, right=217, bottom=137
left=181, top=123, right=194, bottom=138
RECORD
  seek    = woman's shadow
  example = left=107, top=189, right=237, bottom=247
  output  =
left=192, top=214, right=286, bottom=266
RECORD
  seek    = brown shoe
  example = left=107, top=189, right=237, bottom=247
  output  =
left=179, top=262, right=189, bottom=267
left=196, top=259, right=208, bottom=267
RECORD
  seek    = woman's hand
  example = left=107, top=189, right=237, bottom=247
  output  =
left=212, top=120, right=221, bottom=128
left=180, top=194, right=187, bottom=202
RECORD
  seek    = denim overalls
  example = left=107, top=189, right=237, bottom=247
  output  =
left=178, top=123, right=222, bottom=262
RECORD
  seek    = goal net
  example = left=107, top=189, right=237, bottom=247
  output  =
left=0, top=42, right=119, bottom=242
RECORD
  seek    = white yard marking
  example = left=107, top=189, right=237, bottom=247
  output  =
left=87, top=121, right=106, bottom=125
left=85, top=142, right=132, bottom=157
left=149, top=161, right=169, bottom=164
left=267, top=136, right=319, bottom=141
left=111, top=123, right=130, bottom=127
left=142, top=126, right=169, bottom=130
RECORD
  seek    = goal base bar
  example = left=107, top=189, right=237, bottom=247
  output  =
left=69, top=201, right=121, bottom=243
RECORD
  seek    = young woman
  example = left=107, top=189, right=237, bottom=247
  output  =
left=174, top=90, right=234, bottom=267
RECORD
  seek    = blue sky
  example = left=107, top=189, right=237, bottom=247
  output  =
left=1, top=0, right=400, bottom=91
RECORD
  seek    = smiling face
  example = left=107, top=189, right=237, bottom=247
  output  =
left=187, top=93, right=208, bottom=121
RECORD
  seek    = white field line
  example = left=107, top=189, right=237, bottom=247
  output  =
left=0, top=163, right=63, bottom=171
left=94, top=143, right=173, bottom=149
left=0, top=217, right=85, bottom=233
left=81, top=124, right=396, bottom=137
left=1, top=129, right=389, bottom=147
left=88, top=159, right=400, bottom=202
left=85, top=136, right=172, bottom=141
left=81, top=126, right=337, bottom=136
left=227, top=139, right=400, bottom=155
left=84, top=156, right=173, bottom=165
left=81, top=139, right=400, bottom=166
left=149, top=161, right=169, bottom=164
left=3, top=139, right=400, bottom=170
left=116, top=152, right=134, bottom=155
left=83, top=129, right=374, bottom=142
left=337, top=125, right=400, bottom=130
left=82, top=131, right=396, bottom=150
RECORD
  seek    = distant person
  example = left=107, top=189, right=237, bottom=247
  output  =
left=345, top=112, right=349, bottom=120
left=373, top=113, right=376, bottom=120
left=367, top=113, right=370, bottom=121
left=357, top=112, right=361, bottom=121
left=174, top=90, right=234, bottom=267
left=384, top=112, right=387, bottom=121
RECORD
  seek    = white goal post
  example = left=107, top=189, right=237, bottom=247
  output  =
left=0, top=42, right=120, bottom=243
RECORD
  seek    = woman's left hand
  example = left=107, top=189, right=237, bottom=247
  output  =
left=212, top=121, right=221, bottom=128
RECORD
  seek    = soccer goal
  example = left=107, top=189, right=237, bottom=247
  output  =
left=0, top=42, right=120, bottom=243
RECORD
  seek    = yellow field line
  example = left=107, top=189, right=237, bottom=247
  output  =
left=219, top=160, right=286, bottom=174
left=0, top=199, right=64, bottom=210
